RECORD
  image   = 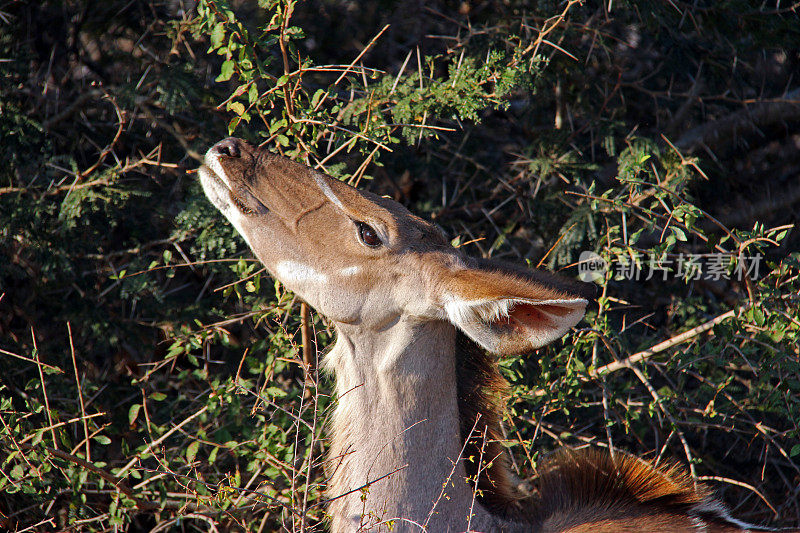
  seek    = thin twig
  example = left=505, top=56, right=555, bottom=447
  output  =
left=278, top=1, right=295, bottom=118
left=31, top=328, right=57, bottom=450
left=628, top=363, right=697, bottom=482
left=697, top=475, right=777, bottom=516
left=18, top=413, right=105, bottom=446
left=68, top=322, right=91, bottom=462
left=300, top=301, right=315, bottom=401
left=22, top=443, right=152, bottom=510
left=313, top=465, right=408, bottom=508
left=334, top=24, right=390, bottom=86
left=116, top=405, right=209, bottom=478
left=0, top=347, right=62, bottom=373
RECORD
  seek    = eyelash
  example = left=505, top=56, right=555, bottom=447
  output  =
left=232, top=195, right=255, bottom=215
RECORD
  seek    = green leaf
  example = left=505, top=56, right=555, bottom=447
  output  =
left=93, top=435, right=111, bottom=445
left=752, top=307, right=765, bottom=327
left=128, top=404, right=141, bottom=426
left=10, top=464, right=25, bottom=480
left=149, top=392, right=166, bottom=401
left=217, top=60, right=235, bottom=82
left=210, top=23, right=226, bottom=50
left=208, top=446, right=219, bottom=465
left=186, top=441, right=200, bottom=463
left=269, top=118, right=287, bottom=134
left=311, top=89, right=326, bottom=107
left=265, top=386, right=287, bottom=399
left=228, top=116, right=241, bottom=135
left=229, top=101, right=245, bottom=116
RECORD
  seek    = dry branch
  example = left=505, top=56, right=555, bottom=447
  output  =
left=590, top=308, right=739, bottom=377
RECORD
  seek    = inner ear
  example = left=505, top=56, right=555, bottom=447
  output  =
left=447, top=296, right=588, bottom=355
left=509, top=302, right=569, bottom=329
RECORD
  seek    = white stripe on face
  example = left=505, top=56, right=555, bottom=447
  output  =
left=313, top=173, right=345, bottom=211
left=276, top=261, right=329, bottom=286
left=338, top=266, right=361, bottom=276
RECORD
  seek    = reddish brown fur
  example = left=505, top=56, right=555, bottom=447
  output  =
left=455, top=331, right=524, bottom=516
left=448, top=256, right=597, bottom=303
left=453, top=321, right=768, bottom=532
left=528, top=449, right=711, bottom=529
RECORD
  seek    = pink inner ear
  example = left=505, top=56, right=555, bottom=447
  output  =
left=509, top=303, right=559, bottom=330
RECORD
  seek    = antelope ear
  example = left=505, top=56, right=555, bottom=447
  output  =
left=440, top=262, right=588, bottom=355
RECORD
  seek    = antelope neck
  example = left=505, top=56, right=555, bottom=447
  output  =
left=323, top=318, right=500, bottom=532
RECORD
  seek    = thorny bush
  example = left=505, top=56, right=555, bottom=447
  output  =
left=1, top=0, right=798, bottom=531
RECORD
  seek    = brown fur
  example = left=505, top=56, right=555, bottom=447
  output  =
left=455, top=331, right=524, bottom=517
left=528, top=449, right=711, bottom=529
left=453, top=326, right=760, bottom=532
left=459, top=256, right=598, bottom=302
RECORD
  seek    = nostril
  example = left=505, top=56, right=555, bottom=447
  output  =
left=214, top=138, right=241, bottom=159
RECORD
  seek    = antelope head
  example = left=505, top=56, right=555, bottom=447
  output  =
left=199, top=137, right=589, bottom=355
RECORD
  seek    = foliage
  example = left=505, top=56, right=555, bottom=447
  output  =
left=1, top=0, right=798, bottom=531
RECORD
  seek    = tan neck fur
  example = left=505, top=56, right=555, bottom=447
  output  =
left=322, top=319, right=511, bottom=532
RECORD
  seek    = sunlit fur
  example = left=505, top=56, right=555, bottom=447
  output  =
left=445, top=295, right=515, bottom=324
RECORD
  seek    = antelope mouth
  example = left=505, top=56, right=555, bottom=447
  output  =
left=198, top=163, right=225, bottom=192
left=199, top=147, right=269, bottom=217
left=200, top=145, right=237, bottom=193
left=198, top=158, right=236, bottom=215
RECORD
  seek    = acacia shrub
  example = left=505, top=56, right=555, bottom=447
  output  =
left=0, top=0, right=798, bottom=531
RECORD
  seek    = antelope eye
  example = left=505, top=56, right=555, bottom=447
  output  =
left=357, top=222, right=382, bottom=248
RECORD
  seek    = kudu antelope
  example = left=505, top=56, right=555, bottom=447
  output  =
left=199, top=138, right=774, bottom=532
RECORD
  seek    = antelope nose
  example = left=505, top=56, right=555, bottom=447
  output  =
left=212, top=137, right=242, bottom=159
